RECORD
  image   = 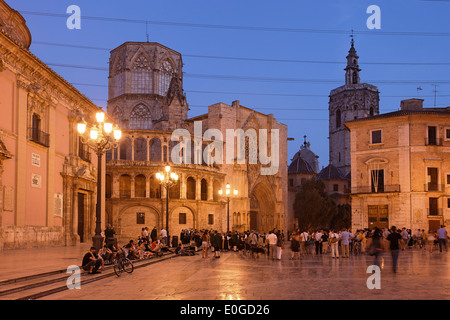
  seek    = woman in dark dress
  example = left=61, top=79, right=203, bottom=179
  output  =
left=290, top=231, right=300, bottom=260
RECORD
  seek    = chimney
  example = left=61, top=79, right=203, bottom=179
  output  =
left=400, top=99, right=423, bottom=111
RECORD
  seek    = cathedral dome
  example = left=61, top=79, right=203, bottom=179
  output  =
left=317, top=163, right=346, bottom=180
left=0, top=0, right=32, bottom=49
left=289, top=137, right=319, bottom=174
left=288, top=156, right=316, bottom=174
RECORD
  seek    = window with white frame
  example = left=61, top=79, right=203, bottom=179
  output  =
left=371, top=129, right=382, bottom=144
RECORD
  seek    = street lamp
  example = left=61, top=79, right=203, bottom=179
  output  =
left=156, top=166, right=179, bottom=247
left=219, top=183, right=238, bottom=232
left=77, top=111, right=121, bottom=251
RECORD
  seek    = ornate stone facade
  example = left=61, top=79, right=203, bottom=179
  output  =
left=0, top=0, right=102, bottom=250
left=105, top=42, right=288, bottom=242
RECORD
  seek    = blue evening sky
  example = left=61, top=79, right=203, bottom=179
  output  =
left=11, top=0, right=450, bottom=168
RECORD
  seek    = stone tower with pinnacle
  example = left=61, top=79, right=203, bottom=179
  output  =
left=328, top=38, right=380, bottom=176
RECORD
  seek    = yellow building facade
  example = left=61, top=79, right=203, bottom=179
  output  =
left=346, top=99, right=450, bottom=232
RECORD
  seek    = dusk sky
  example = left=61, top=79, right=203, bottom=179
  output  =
left=13, top=0, right=450, bottom=168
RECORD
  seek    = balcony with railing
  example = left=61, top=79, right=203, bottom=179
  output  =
left=78, top=144, right=91, bottom=163
left=351, top=184, right=400, bottom=194
left=427, top=208, right=443, bottom=217
left=425, top=137, right=443, bottom=146
left=424, top=183, right=444, bottom=192
left=28, top=127, right=50, bottom=147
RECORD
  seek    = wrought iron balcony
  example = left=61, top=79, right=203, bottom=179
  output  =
left=425, top=138, right=443, bottom=146
left=351, top=184, right=400, bottom=194
left=78, top=145, right=91, bottom=163
left=427, top=208, right=442, bottom=216
left=424, top=183, right=444, bottom=192
left=28, top=127, right=49, bottom=147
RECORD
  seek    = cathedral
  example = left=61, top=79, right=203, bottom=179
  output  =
left=104, top=42, right=288, bottom=242
left=0, top=1, right=287, bottom=250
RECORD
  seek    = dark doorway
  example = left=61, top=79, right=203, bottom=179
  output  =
left=78, top=193, right=85, bottom=242
left=428, top=126, right=437, bottom=145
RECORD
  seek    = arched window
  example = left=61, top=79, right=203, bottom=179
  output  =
left=149, top=175, right=161, bottom=199
left=352, top=71, right=358, bottom=84
left=119, top=175, right=131, bottom=198
left=131, top=55, right=152, bottom=94
left=134, top=137, right=147, bottom=161
left=169, top=180, right=180, bottom=199
left=201, top=179, right=207, bottom=201
left=112, top=59, right=124, bottom=98
left=369, top=107, right=374, bottom=116
left=187, top=177, right=196, bottom=200
left=149, top=138, right=162, bottom=162
left=159, top=60, right=173, bottom=96
left=336, top=109, right=341, bottom=128
left=135, top=174, right=146, bottom=198
left=120, top=137, right=132, bottom=160
left=129, top=105, right=152, bottom=129
left=105, top=174, right=112, bottom=198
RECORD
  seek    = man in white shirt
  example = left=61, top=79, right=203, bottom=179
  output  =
left=300, top=231, right=309, bottom=255
left=160, top=228, right=167, bottom=246
left=329, top=230, right=340, bottom=259
left=267, top=231, right=278, bottom=261
left=314, top=230, right=323, bottom=255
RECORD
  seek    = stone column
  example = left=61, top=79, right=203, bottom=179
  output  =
left=15, top=79, right=29, bottom=227
left=196, top=177, right=201, bottom=200
left=207, top=177, right=213, bottom=201
left=180, top=173, right=186, bottom=199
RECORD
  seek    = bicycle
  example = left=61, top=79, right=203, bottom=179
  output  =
left=113, top=252, right=134, bottom=277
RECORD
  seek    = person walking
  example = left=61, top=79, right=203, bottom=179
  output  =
left=340, top=228, right=353, bottom=258
left=426, top=230, right=436, bottom=253
left=267, top=231, right=278, bottom=261
left=328, top=230, right=340, bottom=259
left=369, top=227, right=384, bottom=267
left=201, top=231, right=210, bottom=259
left=314, top=230, right=323, bottom=255
left=300, top=230, right=309, bottom=255
left=436, top=225, right=448, bottom=253
left=387, top=226, right=404, bottom=273
left=276, top=230, right=283, bottom=260
left=290, top=231, right=300, bottom=260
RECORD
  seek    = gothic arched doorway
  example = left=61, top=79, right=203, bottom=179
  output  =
left=249, top=182, right=276, bottom=233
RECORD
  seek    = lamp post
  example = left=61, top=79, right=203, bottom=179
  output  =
left=156, top=166, right=179, bottom=247
left=77, top=111, right=121, bottom=251
left=219, top=183, right=238, bottom=233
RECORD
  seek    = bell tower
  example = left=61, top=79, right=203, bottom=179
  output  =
left=328, top=38, right=380, bottom=176
left=345, top=38, right=361, bottom=85
left=106, top=41, right=188, bottom=131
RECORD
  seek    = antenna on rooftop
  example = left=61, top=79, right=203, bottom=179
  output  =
left=432, top=84, right=439, bottom=107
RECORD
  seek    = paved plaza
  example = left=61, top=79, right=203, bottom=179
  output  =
left=1, top=243, right=448, bottom=300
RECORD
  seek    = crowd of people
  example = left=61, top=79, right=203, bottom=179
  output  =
left=81, top=225, right=172, bottom=274
left=81, top=223, right=448, bottom=274
left=178, top=228, right=286, bottom=260
left=288, top=225, right=448, bottom=272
